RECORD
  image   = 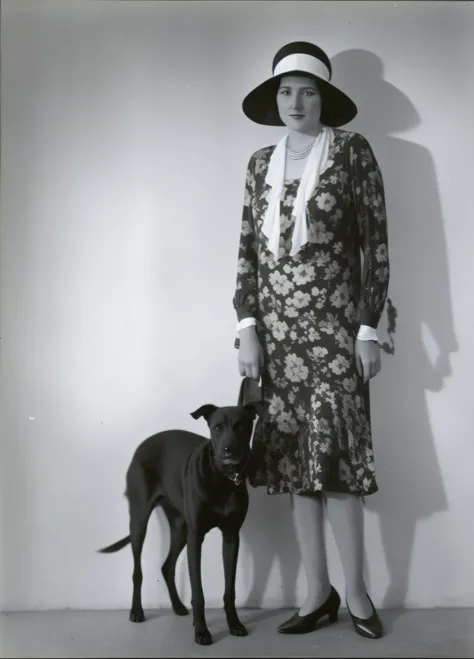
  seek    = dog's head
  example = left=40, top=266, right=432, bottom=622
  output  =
left=190, top=402, right=263, bottom=476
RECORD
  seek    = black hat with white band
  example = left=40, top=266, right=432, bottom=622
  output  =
left=242, top=41, right=357, bottom=127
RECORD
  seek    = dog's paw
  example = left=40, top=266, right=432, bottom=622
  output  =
left=195, top=630, right=213, bottom=645
left=173, top=602, right=189, bottom=616
left=230, top=623, right=248, bottom=637
left=129, top=608, right=145, bottom=623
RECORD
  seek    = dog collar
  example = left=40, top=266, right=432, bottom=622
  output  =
left=227, top=454, right=252, bottom=487
left=228, top=472, right=244, bottom=486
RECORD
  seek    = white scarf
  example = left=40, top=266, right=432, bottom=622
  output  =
left=262, top=126, right=334, bottom=260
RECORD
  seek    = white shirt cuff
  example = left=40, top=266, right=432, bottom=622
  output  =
left=236, top=317, right=257, bottom=332
left=357, top=325, right=379, bottom=342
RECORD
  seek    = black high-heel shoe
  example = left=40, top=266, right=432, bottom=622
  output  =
left=346, top=594, right=384, bottom=639
left=277, top=586, right=341, bottom=634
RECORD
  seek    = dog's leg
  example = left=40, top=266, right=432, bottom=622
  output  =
left=129, top=509, right=151, bottom=622
left=127, top=463, right=154, bottom=623
left=187, top=529, right=212, bottom=645
left=222, top=527, right=248, bottom=637
left=161, top=501, right=189, bottom=616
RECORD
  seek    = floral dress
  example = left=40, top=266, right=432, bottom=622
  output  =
left=233, top=129, right=390, bottom=496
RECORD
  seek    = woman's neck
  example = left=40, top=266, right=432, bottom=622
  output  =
left=287, top=126, right=323, bottom=149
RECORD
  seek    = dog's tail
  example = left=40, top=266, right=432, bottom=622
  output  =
left=97, top=535, right=131, bottom=554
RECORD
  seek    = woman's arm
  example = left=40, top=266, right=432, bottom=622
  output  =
left=233, top=155, right=259, bottom=328
left=349, top=133, right=390, bottom=335
left=232, top=155, right=264, bottom=379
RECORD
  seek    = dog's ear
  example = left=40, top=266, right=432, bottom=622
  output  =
left=244, top=401, right=264, bottom=418
left=190, top=404, right=217, bottom=421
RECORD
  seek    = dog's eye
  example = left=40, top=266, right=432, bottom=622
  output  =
left=214, top=424, right=222, bottom=432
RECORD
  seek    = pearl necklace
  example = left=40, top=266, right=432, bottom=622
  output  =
left=286, top=139, right=315, bottom=160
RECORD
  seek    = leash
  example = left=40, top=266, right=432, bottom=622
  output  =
left=225, top=377, right=263, bottom=487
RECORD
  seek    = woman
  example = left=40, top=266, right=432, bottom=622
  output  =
left=233, top=42, right=390, bottom=638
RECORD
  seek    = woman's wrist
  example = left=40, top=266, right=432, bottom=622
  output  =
left=239, top=325, right=257, bottom=338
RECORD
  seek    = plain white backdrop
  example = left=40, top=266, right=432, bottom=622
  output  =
left=1, top=0, right=473, bottom=611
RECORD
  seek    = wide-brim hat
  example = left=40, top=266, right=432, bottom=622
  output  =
left=242, top=41, right=358, bottom=128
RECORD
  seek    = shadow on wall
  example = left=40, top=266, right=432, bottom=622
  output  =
left=240, top=49, right=459, bottom=611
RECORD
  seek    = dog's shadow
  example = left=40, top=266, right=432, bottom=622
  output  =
left=210, top=609, right=285, bottom=644
left=240, top=485, right=299, bottom=609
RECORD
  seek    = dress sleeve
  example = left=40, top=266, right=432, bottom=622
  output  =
left=349, top=133, right=390, bottom=329
left=232, top=155, right=259, bottom=322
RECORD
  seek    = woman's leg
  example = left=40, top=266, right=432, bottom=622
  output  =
left=291, top=493, right=331, bottom=615
left=324, top=492, right=373, bottom=618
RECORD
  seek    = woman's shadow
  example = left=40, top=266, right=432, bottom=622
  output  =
left=332, top=49, right=458, bottom=610
left=240, top=49, right=458, bottom=613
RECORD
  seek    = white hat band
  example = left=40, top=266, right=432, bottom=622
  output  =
left=273, top=53, right=331, bottom=82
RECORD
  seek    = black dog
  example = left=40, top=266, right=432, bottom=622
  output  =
left=98, top=401, right=262, bottom=645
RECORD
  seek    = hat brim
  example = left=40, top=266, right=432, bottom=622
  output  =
left=242, top=72, right=357, bottom=128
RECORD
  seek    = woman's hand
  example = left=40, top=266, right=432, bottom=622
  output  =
left=355, top=339, right=381, bottom=384
left=238, top=326, right=264, bottom=381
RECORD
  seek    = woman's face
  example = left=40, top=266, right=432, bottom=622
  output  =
left=276, top=75, right=322, bottom=133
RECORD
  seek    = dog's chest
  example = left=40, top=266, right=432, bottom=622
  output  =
left=208, top=488, right=246, bottom=521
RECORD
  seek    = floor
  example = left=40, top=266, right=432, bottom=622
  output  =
left=1, top=607, right=473, bottom=658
